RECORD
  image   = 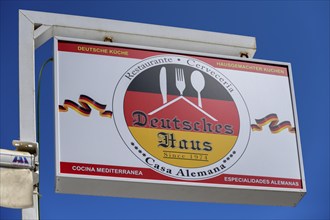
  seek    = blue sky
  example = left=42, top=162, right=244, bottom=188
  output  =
left=0, top=1, right=329, bottom=219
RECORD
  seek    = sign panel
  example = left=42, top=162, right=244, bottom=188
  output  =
left=54, top=37, right=305, bottom=206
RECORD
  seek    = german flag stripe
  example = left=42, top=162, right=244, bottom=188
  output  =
left=255, top=113, right=278, bottom=126
left=251, top=114, right=295, bottom=134
left=129, top=126, right=238, bottom=168
left=270, top=121, right=296, bottom=133
left=251, top=124, right=262, bottom=131
left=124, top=91, right=239, bottom=135
left=126, top=64, right=234, bottom=101
left=79, top=95, right=107, bottom=110
left=59, top=94, right=113, bottom=118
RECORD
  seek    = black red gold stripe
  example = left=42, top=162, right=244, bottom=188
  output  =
left=251, top=113, right=295, bottom=133
left=124, top=91, right=239, bottom=135
left=59, top=94, right=113, bottom=118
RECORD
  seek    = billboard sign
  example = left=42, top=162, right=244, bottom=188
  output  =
left=54, top=37, right=305, bottom=206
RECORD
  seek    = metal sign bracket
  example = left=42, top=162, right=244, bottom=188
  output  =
left=18, top=9, right=256, bottom=219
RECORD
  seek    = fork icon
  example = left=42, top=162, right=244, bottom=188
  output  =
left=175, top=68, right=186, bottom=96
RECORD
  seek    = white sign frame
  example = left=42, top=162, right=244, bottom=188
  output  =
left=54, top=37, right=306, bottom=207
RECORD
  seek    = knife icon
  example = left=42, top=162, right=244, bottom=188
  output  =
left=159, top=67, right=167, bottom=104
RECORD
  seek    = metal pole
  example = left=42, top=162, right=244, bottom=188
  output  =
left=19, top=11, right=39, bottom=220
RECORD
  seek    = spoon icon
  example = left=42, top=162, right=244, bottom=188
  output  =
left=191, top=70, right=205, bottom=108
